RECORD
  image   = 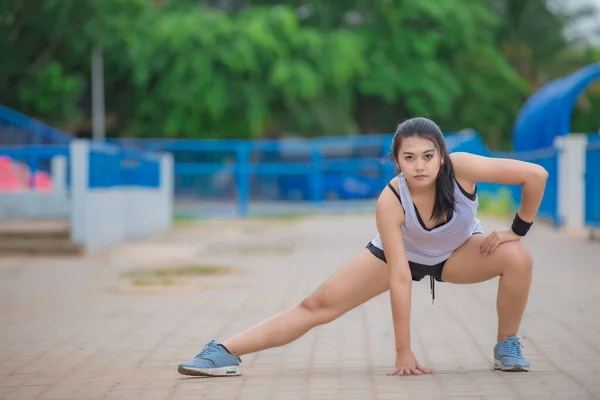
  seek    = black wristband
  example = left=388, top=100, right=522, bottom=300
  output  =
left=511, top=213, right=533, bottom=237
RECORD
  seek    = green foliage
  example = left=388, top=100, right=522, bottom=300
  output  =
left=1, top=0, right=598, bottom=142
left=355, top=0, right=528, bottom=135
left=571, top=48, right=600, bottom=134
left=17, top=62, right=84, bottom=123
left=0, top=0, right=147, bottom=125
left=477, top=187, right=516, bottom=217
left=111, top=4, right=368, bottom=138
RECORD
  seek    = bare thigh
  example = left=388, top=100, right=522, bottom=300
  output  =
left=301, top=248, right=390, bottom=322
left=441, top=234, right=533, bottom=284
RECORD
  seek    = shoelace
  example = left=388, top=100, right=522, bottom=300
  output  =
left=501, top=338, right=524, bottom=357
left=195, top=341, right=218, bottom=358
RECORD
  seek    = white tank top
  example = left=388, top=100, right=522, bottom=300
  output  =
left=370, top=173, right=483, bottom=265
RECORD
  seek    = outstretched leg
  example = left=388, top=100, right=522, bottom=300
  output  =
left=178, top=248, right=390, bottom=376
left=441, top=234, right=533, bottom=371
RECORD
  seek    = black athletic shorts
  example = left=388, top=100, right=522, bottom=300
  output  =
left=366, top=242, right=445, bottom=282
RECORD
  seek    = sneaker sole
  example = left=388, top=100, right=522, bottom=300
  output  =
left=178, top=365, right=241, bottom=377
left=493, top=359, right=529, bottom=372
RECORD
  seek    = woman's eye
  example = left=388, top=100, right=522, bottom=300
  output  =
left=424, top=154, right=433, bottom=159
left=405, top=156, right=413, bottom=161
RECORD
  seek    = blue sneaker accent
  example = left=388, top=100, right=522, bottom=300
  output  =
left=178, top=340, right=242, bottom=377
left=494, top=336, right=530, bottom=371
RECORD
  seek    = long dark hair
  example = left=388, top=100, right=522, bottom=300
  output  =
left=388, top=117, right=456, bottom=222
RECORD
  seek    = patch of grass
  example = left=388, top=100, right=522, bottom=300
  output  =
left=155, top=265, right=233, bottom=276
left=173, top=214, right=203, bottom=226
left=477, top=188, right=516, bottom=218
left=132, top=276, right=174, bottom=286
left=122, top=264, right=233, bottom=286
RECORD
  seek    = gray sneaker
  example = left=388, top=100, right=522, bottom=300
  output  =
left=178, top=341, right=242, bottom=377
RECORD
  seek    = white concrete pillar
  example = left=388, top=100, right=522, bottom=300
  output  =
left=554, top=134, right=588, bottom=230
left=69, top=140, right=89, bottom=245
left=51, top=155, right=67, bottom=194
left=160, top=152, right=174, bottom=231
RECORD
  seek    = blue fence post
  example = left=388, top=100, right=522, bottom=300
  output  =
left=585, top=140, right=600, bottom=229
left=310, top=143, right=323, bottom=203
left=236, top=143, right=250, bottom=217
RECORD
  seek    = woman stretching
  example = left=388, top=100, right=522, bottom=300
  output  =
left=178, top=117, right=548, bottom=376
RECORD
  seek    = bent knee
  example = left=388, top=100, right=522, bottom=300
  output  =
left=499, top=241, right=533, bottom=272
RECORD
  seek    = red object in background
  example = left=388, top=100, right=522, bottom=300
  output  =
left=0, top=156, right=53, bottom=192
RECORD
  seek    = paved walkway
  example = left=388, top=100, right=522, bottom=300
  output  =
left=1, top=215, right=599, bottom=400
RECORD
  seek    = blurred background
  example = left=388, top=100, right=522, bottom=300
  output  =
left=0, top=0, right=599, bottom=255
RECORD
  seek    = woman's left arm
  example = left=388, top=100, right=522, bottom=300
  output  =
left=450, top=152, right=549, bottom=254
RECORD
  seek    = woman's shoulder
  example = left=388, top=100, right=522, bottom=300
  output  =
left=388, top=174, right=401, bottom=190
left=385, top=174, right=408, bottom=201
left=449, top=152, right=477, bottom=192
left=376, top=176, right=406, bottom=221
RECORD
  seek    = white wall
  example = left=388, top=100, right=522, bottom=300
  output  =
left=79, top=190, right=125, bottom=252
left=555, top=134, right=588, bottom=230
left=0, top=155, right=70, bottom=220
left=0, top=193, right=70, bottom=219
left=70, top=140, right=173, bottom=253
left=121, top=169, right=173, bottom=240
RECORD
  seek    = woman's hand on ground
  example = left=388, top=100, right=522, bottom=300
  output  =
left=387, top=349, right=432, bottom=376
left=479, top=228, right=520, bottom=256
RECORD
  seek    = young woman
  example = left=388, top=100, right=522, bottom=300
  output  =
left=178, top=117, right=548, bottom=377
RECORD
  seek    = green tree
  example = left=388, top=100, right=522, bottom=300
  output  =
left=271, top=0, right=528, bottom=145
left=489, top=0, right=598, bottom=86
left=1, top=0, right=597, bottom=143
left=0, top=0, right=147, bottom=130
left=118, top=5, right=367, bottom=138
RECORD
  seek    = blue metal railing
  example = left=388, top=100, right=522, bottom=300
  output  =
left=111, top=132, right=563, bottom=221
left=113, top=138, right=394, bottom=216
left=88, top=141, right=161, bottom=189
left=111, top=136, right=398, bottom=214
left=585, top=139, right=600, bottom=230
left=0, top=105, right=73, bottom=145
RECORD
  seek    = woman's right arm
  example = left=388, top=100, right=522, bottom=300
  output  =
left=376, top=185, right=431, bottom=376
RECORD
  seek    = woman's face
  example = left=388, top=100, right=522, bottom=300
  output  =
left=396, top=136, right=443, bottom=187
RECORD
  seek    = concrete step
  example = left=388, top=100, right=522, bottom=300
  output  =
left=0, top=219, right=70, bottom=237
left=0, top=239, right=84, bottom=256
left=0, top=219, right=83, bottom=256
